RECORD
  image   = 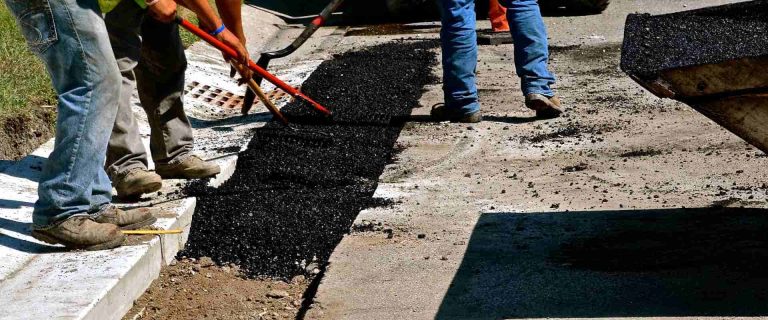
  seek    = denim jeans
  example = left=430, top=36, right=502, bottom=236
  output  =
left=438, top=0, right=556, bottom=115
left=500, top=0, right=556, bottom=96
left=438, top=0, right=480, bottom=115
left=4, top=0, right=120, bottom=227
left=105, top=0, right=194, bottom=178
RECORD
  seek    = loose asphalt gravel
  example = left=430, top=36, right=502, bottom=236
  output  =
left=180, top=40, right=439, bottom=278
left=620, top=0, right=768, bottom=79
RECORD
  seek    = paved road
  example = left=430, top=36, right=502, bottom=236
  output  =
left=307, top=1, right=762, bottom=319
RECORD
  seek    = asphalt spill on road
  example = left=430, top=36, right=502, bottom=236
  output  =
left=181, top=40, right=438, bottom=279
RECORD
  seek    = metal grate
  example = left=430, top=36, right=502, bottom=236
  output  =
left=185, top=81, right=299, bottom=111
left=185, top=81, right=243, bottom=110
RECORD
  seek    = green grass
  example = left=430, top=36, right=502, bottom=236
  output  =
left=179, top=7, right=202, bottom=48
left=178, top=0, right=220, bottom=48
left=0, top=1, right=56, bottom=121
left=0, top=0, right=221, bottom=121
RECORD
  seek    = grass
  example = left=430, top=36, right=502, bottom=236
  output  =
left=0, top=0, right=218, bottom=122
left=179, top=7, right=203, bottom=47
left=178, top=0, right=220, bottom=48
left=0, top=1, right=56, bottom=121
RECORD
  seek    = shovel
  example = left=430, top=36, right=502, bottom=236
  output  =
left=176, top=17, right=332, bottom=118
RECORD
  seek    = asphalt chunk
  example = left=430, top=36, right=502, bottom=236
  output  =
left=619, top=149, right=662, bottom=158
left=180, top=40, right=439, bottom=279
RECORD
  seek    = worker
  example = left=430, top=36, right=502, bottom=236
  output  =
left=489, top=0, right=510, bottom=32
left=431, top=0, right=562, bottom=123
left=104, top=0, right=250, bottom=199
left=2, top=0, right=169, bottom=250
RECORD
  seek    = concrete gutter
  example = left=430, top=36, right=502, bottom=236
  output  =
left=0, top=7, right=322, bottom=320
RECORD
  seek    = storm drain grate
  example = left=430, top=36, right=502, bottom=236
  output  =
left=185, top=81, right=298, bottom=111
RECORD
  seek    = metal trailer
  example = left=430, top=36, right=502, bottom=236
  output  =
left=621, top=1, right=768, bottom=154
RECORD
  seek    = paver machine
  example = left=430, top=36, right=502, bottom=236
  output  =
left=620, top=0, right=768, bottom=154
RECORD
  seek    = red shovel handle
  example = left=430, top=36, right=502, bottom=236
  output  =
left=176, top=17, right=331, bottom=115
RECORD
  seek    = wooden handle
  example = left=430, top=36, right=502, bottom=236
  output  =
left=231, top=62, right=290, bottom=124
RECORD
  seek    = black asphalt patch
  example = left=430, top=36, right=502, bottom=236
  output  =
left=180, top=40, right=438, bottom=279
left=620, top=0, right=768, bottom=79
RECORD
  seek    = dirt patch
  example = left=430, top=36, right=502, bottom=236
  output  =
left=563, top=162, right=588, bottom=172
left=345, top=24, right=433, bottom=37
left=525, top=125, right=581, bottom=143
left=0, top=108, right=54, bottom=160
left=124, top=258, right=308, bottom=320
left=619, top=148, right=663, bottom=158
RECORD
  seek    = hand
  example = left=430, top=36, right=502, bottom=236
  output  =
left=217, top=28, right=252, bottom=80
left=148, top=0, right=177, bottom=23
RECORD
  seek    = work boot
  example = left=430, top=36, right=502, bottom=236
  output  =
left=113, top=168, right=162, bottom=200
left=155, top=155, right=221, bottom=179
left=93, top=205, right=157, bottom=230
left=31, top=216, right=125, bottom=251
left=430, top=104, right=483, bottom=123
left=525, top=94, right=563, bottom=119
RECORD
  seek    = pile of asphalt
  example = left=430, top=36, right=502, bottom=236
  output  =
left=181, top=40, right=438, bottom=279
left=620, top=0, right=768, bottom=79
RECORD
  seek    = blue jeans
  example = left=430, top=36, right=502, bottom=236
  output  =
left=500, top=0, right=556, bottom=96
left=4, top=0, right=120, bottom=227
left=438, top=0, right=556, bottom=115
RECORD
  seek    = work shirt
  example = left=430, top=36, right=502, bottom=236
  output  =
left=100, top=0, right=147, bottom=14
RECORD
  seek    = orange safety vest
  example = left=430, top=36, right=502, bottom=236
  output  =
left=488, top=0, right=510, bottom=32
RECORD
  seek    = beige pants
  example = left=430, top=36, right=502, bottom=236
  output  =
left=104, top=0, right=194, bottom=178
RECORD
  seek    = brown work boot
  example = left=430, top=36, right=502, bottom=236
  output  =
left=430, top=104, right=483, bottom=123
left=93, top=205, right=157, bottom=230
left=155, top=155, right=221, bottom=179
left=525, top=94, right=563, bottom=119
left=113, top=168, right=162, bottom=200
left=31, top=216, right=125, bottom=251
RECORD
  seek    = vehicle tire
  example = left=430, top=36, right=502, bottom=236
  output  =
left=385, top=0, right=439, bottom=19
left=539, top=0, right=567, bottom=12
left=566, top=0, right=610, bottom=14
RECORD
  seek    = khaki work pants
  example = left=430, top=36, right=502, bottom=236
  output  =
left=104, top=0, right=194, bottom=178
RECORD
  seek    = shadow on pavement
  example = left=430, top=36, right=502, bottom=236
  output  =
left=436, top=207, right=768, bottom=319
left=0, top=199, right=35, bottom=209
left=0, top=216, right=63, bottom=253
left=0, top=155, right=47, bottom=183
left=188, top=112, right=271, bottom=130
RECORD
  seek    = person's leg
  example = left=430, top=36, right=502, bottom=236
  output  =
left=4, top=0, right=125, bottom=249
left=501, top=0, right=556, bottom=96
left=135, top=17, right=194, bottom=165
left=489, top=0, right=509, bottom=32
left=137, top=17, right=220, bottom=179
left=104, top=0, right=149, bottom=178
left=8, top=0, right=120, bottom=225
left=436, top=0, right=480, bottom=118
left=104, top=0, right=163, bottom=199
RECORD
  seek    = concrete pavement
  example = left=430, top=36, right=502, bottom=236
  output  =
left=307, top=1, right=766, bottom=319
